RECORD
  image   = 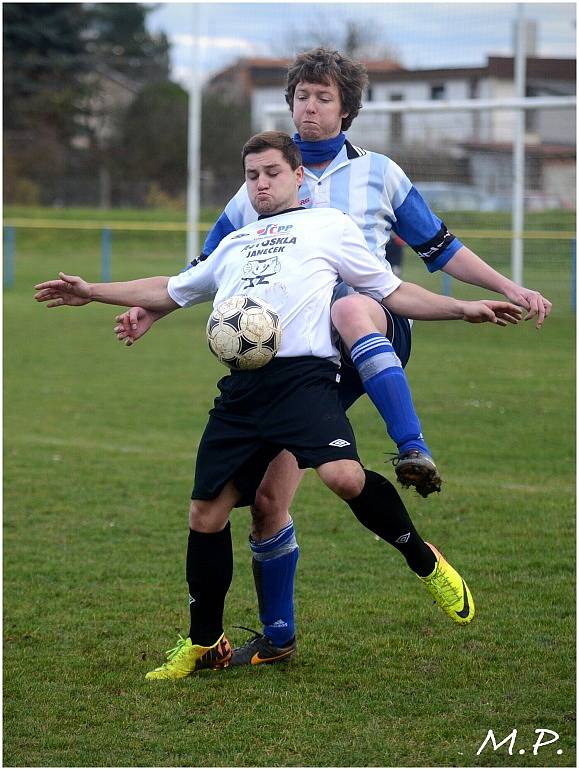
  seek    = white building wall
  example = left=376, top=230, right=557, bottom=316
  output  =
left=370, top=79, right=476, bottom=147
left=470, top=153, right=513, bottom=195
left=475, top=78, right=495, bottom=141
left=543, top=162, right=576, bottom=207
left=347, top=112, right=390, bottom=151
left=536, top=108, right=576, bottom=144
left=487, top=78, right=517, bottom=142
left=253, top=87, right=288, bottom=131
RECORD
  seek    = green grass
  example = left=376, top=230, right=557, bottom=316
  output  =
left=3, top=208, right=576, bottom=767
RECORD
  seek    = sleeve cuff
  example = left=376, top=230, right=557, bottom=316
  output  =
left=425, top=238, right=464, bottom=273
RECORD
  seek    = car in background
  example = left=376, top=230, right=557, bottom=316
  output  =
left=491, top=192, right=569, bottom=211
left=415, top=182, right=568, bottom=212
left=414, top=182, right=501, bottom=212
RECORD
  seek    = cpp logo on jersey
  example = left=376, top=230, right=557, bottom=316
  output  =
left=256, top=223, right=293, bottom=237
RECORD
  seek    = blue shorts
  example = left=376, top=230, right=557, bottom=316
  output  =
left=332, top=282, right=412, bottom=412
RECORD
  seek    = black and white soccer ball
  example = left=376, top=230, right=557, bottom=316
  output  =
left=206, top=294, right=282, bottom=370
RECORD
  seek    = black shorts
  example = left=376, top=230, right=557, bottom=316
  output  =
left=331, top=281, right=412, bottom=412
left=192, top=357, right=360, bottom=507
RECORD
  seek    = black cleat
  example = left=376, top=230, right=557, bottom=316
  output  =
left=231, top=628, right=296, bottom=667
left=391, top=450, right=442, bottom=497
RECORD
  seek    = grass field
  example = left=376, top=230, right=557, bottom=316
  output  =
left=3, top=207, right=576, bottom=767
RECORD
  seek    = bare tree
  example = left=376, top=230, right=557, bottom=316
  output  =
left=283, top=16, right=400, bottom=61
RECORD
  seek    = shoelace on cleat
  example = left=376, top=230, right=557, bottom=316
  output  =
left=232, top=625, right=263, bottom=649
left=386, top=450, right=426, bottom=467
left=164, top=634, right=189, bottom=661
left=233, top=625, right=261, bottom=636
left=386, top=452, right=402, bottom=466
left=428, top=570, right=462, bottom=607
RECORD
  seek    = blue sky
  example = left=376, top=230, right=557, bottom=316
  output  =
left=145, top=2, right=576, bottom=87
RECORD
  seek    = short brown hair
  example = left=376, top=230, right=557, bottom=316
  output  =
left=285, top=47, right=369, bottom=131
left=241, top=131, right=302, bottom=170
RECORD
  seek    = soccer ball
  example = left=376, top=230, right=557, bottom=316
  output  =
left=206, top=294, right=282, bottom=370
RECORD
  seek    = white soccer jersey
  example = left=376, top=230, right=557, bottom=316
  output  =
left=168, top=207, right=401, bottom=363
left=202, top=140, right=463, bottom=272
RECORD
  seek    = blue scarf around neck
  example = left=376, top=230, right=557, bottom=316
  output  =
left=293, top=132, right=346, bottom=165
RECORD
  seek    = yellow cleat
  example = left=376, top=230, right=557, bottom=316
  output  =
left=145, top=633, right=232, bottom=680
left=420, top=543, right=475, bottom=625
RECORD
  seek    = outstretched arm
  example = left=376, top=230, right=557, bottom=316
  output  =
left=112, top=201, right=247, bottom=345
left=390, top=177, right=552, bottom=328
left=442, top=245, right=552, bottom=328
left=34, top=272, right=179, bottom=313
left=382, top=282, right=523, bottom=326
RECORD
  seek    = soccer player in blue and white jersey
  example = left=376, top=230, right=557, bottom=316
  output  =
left=114, top=49, right=551, bottom=667
left=35, top=131, right=522, bottom=678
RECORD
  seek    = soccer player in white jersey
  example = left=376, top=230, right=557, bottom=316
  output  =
left=114, top=49, right=551, bottom=666
left=35, top=132, right=524, bottom=679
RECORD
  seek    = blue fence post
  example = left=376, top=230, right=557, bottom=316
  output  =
left=4, top=226, right=15, bottom=288
left=442, top=273, right=452, bottom=296
left=571, top=238, right=576, bottom=313
left=101, top=227, right=111, bottom=282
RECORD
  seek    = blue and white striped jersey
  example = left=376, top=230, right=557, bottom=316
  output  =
left=200, top=140, right=463, bottom=272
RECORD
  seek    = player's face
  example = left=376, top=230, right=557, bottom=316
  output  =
left=292, top=80, right=349, bottom=141
left=245, top=148, right=304, bottom=215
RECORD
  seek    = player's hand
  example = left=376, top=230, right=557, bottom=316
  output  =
left=34, top=272, right=92, bottom=307
left=113, top=307, right=158, bottom=346
left=462, top=300, right=523, bottom=326
left=503, top=286, right=552, bottom=329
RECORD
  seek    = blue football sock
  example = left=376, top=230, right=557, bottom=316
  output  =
left=350, top=333, right=430, bottom=455
left=250, top=519, right=299, bottom=647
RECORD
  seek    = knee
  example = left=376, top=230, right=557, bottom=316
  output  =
left=253, top=460, right=300, bottom=519
left=331, top=294, right=365, bottom=333
left=189, top=500, right=208, bottom=530
left=253, top=484, right=280, bottom=518
left=251, top=487, right=290, bottom=540
left=331, top=294, right=387, bottom=346
left=251, top=491, right=271, bottom=537
left=331, top=475, right=365, bottom=500
left=317, top=461, right=365, bottom=500
left=189, top=499, right=228, bottom=532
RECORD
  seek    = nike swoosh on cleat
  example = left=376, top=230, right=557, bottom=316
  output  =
left=456, top=580, right=470, bottom=618
left=250, top=650, right=294, bottom=665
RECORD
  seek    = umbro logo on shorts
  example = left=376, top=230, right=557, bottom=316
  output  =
left=395, top=532, right=411, bottom=544
left=329, top=439, right=351, bottom=447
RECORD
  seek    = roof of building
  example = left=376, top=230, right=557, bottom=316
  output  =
left=208, top=54, right=576, bottom=91
left=461, top=140, right=576, bottom=158
left=208, top=55, right=403, bottom=90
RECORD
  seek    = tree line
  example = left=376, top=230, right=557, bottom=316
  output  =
left=4, top=4, right=398, bottom=209
left=3, top=2, right=251, bottom=208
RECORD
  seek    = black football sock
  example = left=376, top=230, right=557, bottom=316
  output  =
left=346, top=469, right=436, bottom=576
left=186, top=524, right=233, bottom=646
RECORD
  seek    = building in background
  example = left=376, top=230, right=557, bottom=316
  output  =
left=206, top=53, right=576, bottom=209
left=206, top=56, right=404, bottom=132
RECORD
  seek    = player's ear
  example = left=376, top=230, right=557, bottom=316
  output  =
left=295, top=165, right=304, bottom=186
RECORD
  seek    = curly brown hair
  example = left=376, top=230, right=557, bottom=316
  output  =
left=285, top=47, right=369, bottom=131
